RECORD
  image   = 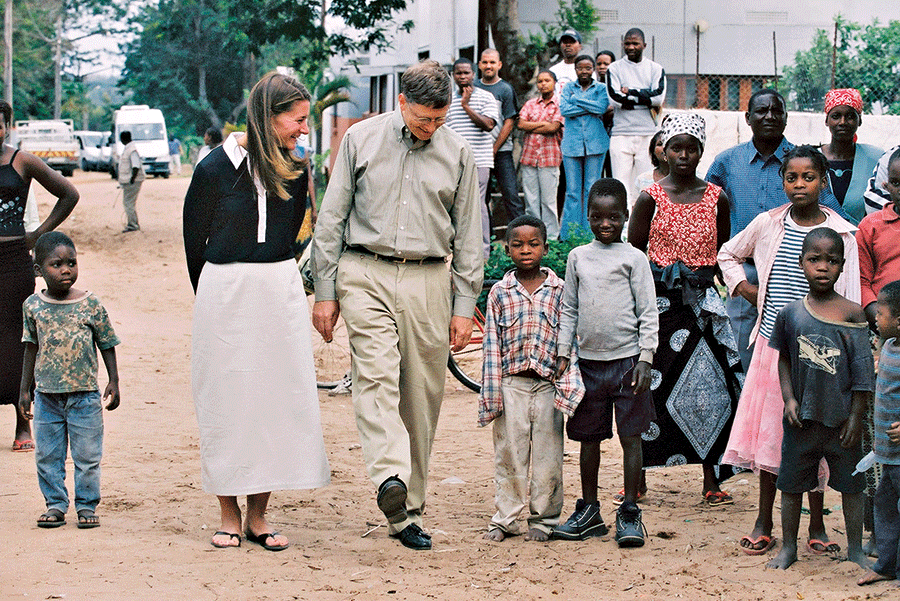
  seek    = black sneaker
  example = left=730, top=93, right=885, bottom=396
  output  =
left=615, top=502, right=645, bottom=548
left=551, top=498, right=608, bottom=540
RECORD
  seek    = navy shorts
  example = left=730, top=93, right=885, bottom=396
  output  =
left=566, top=355, right=656, bottom=442
left=776, top=419, right=865, bottom=494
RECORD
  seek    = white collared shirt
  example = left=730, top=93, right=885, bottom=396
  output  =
left=223, top=132, right=267, bottom=243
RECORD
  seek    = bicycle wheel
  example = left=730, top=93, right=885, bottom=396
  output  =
left=448, top=348, right=482, bottom=392
left=308, top=296, right=352, bottom=389
left=448, top=304, right=487, bottom=393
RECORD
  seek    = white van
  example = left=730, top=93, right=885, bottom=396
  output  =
left=111, top=105, right=170, bottom=178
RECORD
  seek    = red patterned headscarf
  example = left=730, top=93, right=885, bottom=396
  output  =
left=824, top=88, right=863, bottom=116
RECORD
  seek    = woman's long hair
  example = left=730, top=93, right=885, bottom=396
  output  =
left=245, top=72, right=311, bottom=200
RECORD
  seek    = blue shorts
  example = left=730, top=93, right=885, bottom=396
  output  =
left=777, top=419, right=865, bottom=494
left=566, top=355, right=656, bottom=442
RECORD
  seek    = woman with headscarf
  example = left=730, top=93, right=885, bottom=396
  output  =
left=183, top=73, right=330, bottom=551
left=628, top=112, right=743, bottom=506
left=819, top=88, right=882, bottom=224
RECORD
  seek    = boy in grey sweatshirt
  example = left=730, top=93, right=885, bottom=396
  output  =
left=552, top=178, right=659, bottom=547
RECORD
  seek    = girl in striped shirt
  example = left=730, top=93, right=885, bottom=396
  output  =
left=717, top=146, right=860, bottom=556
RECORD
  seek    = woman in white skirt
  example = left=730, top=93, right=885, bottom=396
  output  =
left=183, top=73, right=330, bottom=551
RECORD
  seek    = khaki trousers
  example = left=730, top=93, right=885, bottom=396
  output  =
left=336, top=251, right=451, bottom=534
left=489, top=375, right=564, bottom=535
left=121, top=181, right=142, bottom=230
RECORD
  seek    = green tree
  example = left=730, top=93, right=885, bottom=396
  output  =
left=482, top=0, right=601, bottom=104
left=120, top=0, right=252, bottom=136
left=120, top=0, right=409, bottom=138
left=782, top=17, right=900, bottom=114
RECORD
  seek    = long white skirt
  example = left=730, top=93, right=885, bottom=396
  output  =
left=191, top=260, right=330, bottom=496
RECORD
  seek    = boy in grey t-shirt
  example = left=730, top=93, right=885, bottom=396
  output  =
left=768, top=227, right=873, bottom=571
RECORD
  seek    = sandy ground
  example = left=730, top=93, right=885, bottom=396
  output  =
left=0, top=170, right=896, bottom=601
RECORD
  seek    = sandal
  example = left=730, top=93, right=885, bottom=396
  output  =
left=740, top=534, right=776, bottom=555
left=245, top=530, right=289, bottom=551
left=211, top=531, right=242, bottom=548
left=76, top=509, right=100, bottom=529
left=704, top=491, right=734, bottom=507
left=611, top=489, right=646, bottom=507
left=37, top=508, right=66, bottom=528
left=13, top=439, right=35, bottom=452
left=807, top=538, right=841, bottom=555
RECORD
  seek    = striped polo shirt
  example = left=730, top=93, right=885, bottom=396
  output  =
left=445, top=87, right=499, bottom=170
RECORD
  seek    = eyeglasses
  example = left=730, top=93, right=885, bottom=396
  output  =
left=405, top=103, right=447, bottom=127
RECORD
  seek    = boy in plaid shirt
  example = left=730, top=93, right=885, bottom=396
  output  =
left=480, top=214, right=584, bottom=542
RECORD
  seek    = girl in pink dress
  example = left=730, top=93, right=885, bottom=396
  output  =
left=717, top=145, right=860, bottom=555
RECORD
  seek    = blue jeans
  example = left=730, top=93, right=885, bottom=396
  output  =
left=724, top=261, right=758, bottom=371
left=33, top=391, right=104, bottom=513
left=493, top=150, right=523, bottom=221
left=560, top=153, right=604, bottom=240
left=874, top=464, right=900, bottom=578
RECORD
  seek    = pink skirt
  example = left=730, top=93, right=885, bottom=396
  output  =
left=723, top=334, right=827, bottom=487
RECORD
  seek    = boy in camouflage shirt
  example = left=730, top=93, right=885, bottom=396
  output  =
left=19, top=232, right=120, bottom=529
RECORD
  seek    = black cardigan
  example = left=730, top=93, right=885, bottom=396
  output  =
left=183, top=146, right=308, bottom=292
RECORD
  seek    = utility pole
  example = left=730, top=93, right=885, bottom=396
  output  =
left=4, top=0, right=12, bottom=108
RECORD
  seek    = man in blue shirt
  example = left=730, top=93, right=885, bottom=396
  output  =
left=706, top=89, right=846, bottom=369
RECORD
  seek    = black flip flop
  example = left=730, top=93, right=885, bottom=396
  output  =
left=245, top=530, right=289, bottom=551
left=76, top=509, right=101, bottom=529
left=37, top=508, right=66, bottom=528
left=211, top=531, right=242, bottom=548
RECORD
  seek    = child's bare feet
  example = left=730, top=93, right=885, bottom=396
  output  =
left=524, top=528, right=549, bottom=542
left=857, top=569, right=895, bottom=586
left=863, top=535, right=878, bottom=558
left=848, top=547, right=874, bottom=570
left=483, top=528, right=506, bottom=541
left=767, top=546, right=798, bottom=570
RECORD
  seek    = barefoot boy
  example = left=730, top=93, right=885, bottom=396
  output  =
left=480, top=215, right=584, bottom=542
left=768, top=227, right=873, bottom=570
left=552, top=178, right=658, bottom=547
left=858, top=280, right=900, bottom=586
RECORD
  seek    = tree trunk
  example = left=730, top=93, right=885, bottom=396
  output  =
left=194, top=2, right=221, bottom=130
left=482, top=0, right=534, bottom=104
left=4, top=0, right=12, bottom=111
left=53, top=13, right=62, bottom=119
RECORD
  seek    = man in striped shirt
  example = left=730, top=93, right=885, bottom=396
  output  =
left=446, top=58, right=499, bottom=258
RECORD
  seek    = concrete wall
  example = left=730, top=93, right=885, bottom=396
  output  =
left=669, top=109, right=900, bottom=176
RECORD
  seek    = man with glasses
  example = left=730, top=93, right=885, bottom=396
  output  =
left=311, top=60, right=483, bottom=551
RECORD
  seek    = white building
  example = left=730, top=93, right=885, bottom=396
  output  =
left=325, top=1, right=900, bottom=160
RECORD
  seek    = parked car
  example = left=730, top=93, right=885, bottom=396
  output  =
left=74, top=130, right=112, bottom=172
left=15, top=119, right=79, bottom=177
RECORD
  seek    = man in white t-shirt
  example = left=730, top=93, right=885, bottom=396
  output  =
left=550, top=30, right=582, bottom=95
left=606, top=28, right=666, bottom=208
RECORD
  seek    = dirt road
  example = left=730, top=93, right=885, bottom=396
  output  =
left=0, top=170, right=892, bottom=600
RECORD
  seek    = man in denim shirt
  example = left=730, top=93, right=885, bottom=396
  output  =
left=559, top=54, right=609, bottom=240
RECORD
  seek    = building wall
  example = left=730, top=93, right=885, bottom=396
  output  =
left=519, top=0, right=900, bottom=77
